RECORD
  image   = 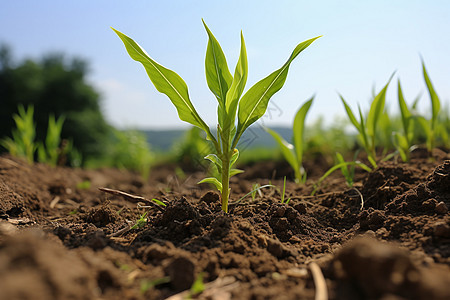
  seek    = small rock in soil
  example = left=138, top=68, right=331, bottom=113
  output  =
left=433, top=222, right=450, bottom=238
left=435, top=202, right=448, bottom=214
left=163, top=256, right=195, bottom=291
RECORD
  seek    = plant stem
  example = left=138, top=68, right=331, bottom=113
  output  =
left=221, top=153, right=230, bottom=213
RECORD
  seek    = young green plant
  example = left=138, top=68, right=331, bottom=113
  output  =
left=1, top=105, right=37, bottom=164
left=266, top=97, right=314, bottom=183
left=112, top=21, right=319, bottom=213
left=37, top=114, right=65, bottom=166
left=340, top=75, right=393, bottom=168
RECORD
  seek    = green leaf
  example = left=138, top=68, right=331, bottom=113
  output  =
left=417, top=116, right=432, bottom=139
left=224, top=31, right=248, bottom=129
left=340, top=95, right=360, bottom=130
left=335, top=152, right=350, bottom=179
left=205, top=153, right=222, bottom=173
left=397, top=79, right=412, bottom=138
left=112, top=28, right=215, bottom=142
left=293, top=96, right=314, bottom=166
left=422, top=60, right=441, bottom=128
left=151, top=198, right=167, bottom=207
left=265, top=127, right=297, bottom=170
left=198, top=177, right=222, bottom=192
left=203, top=20, right=233, bottom=105
left=366, top=76, right=391, bottom=138
left=230, top=168, right=244, bottom=177
left=236, top=36, right=320, bottom=141
left=230, top=148, right=240, bottom=167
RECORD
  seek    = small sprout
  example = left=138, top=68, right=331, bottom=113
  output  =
left=311, top=157, right=371, bottom=196
left=251, top=183, right=261, bottom=201
left=68, top=209, right=78, bottom=215
left=234, top=184, right=275, bottom=205
left=189, top=273, right=205, bottom=297
left=131, top=212, right=148, bottom=230
left=280, top=176, right=291, bottom=205
left=76, top=180, right=91, bottom=190
left=140, top=277, right=171, bottom=295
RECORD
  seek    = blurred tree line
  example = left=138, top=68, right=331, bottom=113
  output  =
left=0, top=44, right=113, bottom=162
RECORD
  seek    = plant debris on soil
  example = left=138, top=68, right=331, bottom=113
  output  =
left=1, top=149, right=450, bottom=300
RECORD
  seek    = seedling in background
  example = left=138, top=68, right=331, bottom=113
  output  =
left=392, top=79, right=420, bottom=162
left=416, top=61, right=441, bottom=153
left=37, top=114, right=65, bottom=166
left=266, top=97, right=314, bottom=183
left=1, top=105, right=36, bottom=164
left=340, top=75, right=393, bottom=168
left=311, top=153, right=371, bottom=196
left=113, top=21, right=320, bottom=212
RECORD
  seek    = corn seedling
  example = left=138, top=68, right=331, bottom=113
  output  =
left=266, top=97, right=314, bottom=183
left=1, top=105, right=37, bottom=164
left=340, top=75, right=393, bottom=168
left=416, top=61, right=441, bottom=152
left=311, top=154, right=371, bottom=196
left=113, top=21, right=319, bottom=212
left=37, top=114, right=65, bottom=166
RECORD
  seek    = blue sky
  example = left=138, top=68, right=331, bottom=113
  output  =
left=1, top=1, right=449, bottom=129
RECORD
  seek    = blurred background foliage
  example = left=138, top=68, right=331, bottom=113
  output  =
left=0, top=44, right=113, bottom=161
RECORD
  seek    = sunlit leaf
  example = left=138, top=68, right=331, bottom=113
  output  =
left=236, top=36, right=320, bottom=141
left=112, top=28, right=215, bottom=142
left=293, top=96, right=314, bottom=166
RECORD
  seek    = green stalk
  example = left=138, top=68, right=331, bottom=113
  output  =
left=220, top=121, right=232, bottom=213
left=221, top=151, right=231, bottom=213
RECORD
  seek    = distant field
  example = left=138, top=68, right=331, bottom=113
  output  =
left=142, top=126, right=292, bottom=151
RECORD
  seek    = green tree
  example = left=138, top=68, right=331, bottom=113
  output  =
left=0, top=44, right=113, bottom=161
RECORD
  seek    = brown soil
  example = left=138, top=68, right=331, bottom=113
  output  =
left=1, top=148, right=449, bottom=300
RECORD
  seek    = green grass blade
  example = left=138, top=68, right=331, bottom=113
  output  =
left=265, top=127, right=297, bottom=171
left=112, top=28, right=214, bottom=142
left=422, top=60, right=441, bottom=129
left=202, top=20, right=233, bottom=126
left=236, top=36, right=320, bottom=139
left=293, top=96, right=314, bottom=167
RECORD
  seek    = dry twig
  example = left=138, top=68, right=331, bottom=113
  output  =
left=98, top=187, right=164, bottom=211
left=309, top=262, right=328, bottom=300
